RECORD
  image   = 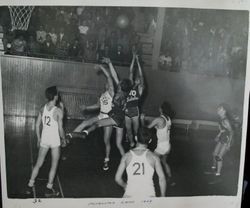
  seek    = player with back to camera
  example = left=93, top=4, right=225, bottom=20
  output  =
left=125, top=53, right=145, bottom=148
left=26, top=86, right=67, bottom=197
left=67, top=58, right=132, bottom=165
left=210, top=103, right=234, bottom=177
left=141, top=101, right=175, bottom=186
left=115, top=127, right=166, bottom=197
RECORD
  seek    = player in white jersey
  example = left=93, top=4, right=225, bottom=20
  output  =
left=26, top=86, right=66, bottom=197
left=141, top=101, right=175, bottom=186
left=115, top=128, right=166, bottom=197
left=67, top=64, right=125, bottom=170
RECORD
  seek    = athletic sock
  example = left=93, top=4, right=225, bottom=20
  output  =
left=46, top=183, right=53, bottom=189
left=28, top=179, right=35, bottom=187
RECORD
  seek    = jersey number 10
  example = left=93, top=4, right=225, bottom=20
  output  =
left=133, top=162, right=145, bottom=175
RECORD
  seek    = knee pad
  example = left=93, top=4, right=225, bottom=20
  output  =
left=215, top=156, right=223, bottom=162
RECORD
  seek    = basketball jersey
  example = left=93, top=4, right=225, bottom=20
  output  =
left=112, top=91, right=127, bottom=112
left=219, top=118, right=230, bottom=143
left=41, top=105, right=60, bottom=144
left=99, top=91, right=112, bottom=114
left=156, top=115, right=171, bottom=144
left=126, top=87, right=140, bottom=108
left=124, top=149, right=155, bottom=197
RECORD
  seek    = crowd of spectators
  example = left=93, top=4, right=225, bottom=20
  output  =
left=159, top=9, right=248, bottom=78
left=0, top=7, right=247, bottom=78
left=1, top=6, right=156, bottom=65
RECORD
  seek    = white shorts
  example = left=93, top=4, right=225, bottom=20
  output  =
left=123, top=187, right=155, bottom=198
left=40, top=140, right=61, bottom=148
left=98, top=112, right=109, bottom=120
left=154, top=141, right=171, bottom=155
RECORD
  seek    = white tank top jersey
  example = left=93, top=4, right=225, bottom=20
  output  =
left=124, top=149, right=155, bottom=198
left=156, top=115, right=171, bottom=144
left=99, top=91, right=112, bottom=114
left=41, top=105, right=61, bottom=145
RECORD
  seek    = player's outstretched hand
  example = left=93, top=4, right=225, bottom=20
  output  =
left=102, top=57, right=111, bottom=64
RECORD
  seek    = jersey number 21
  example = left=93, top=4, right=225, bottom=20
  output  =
left=133, top=162, right=145, bottom=175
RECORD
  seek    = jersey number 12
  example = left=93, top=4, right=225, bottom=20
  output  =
left=44, top=116, right=51, bottom=126
left=133, top=162, right=145, bottom=175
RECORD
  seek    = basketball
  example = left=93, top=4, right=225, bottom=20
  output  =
left=116, top=15, right=129, bottom=29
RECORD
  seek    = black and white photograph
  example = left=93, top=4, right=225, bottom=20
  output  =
left=0, top=1, right=249, bottom=208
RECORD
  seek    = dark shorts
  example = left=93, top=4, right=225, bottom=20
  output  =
left=125, top=106, right=139, bottom=118
left=108, top=108, right=125, bottom=128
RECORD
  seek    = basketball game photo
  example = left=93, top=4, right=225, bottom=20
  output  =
left=0, top=1, right=249, bottom=208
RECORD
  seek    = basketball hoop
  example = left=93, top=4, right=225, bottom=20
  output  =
left=8, top=6, right=34, bottom=31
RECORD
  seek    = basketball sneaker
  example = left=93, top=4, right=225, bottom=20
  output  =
left=24, top=186, right=33, bottom=196
left=44, top=187, right=60, bottom=198
left=103, top=158, right=110, bottom=171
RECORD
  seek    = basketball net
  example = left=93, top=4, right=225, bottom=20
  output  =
left=8, top=6, right=34, bottom=31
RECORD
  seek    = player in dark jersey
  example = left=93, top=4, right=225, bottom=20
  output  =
left=211, top=103, right=234, bottom=177
left=125, top=53, right=144, bottom=148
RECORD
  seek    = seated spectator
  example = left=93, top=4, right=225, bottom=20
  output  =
left=57, top=27, right=68, bottom=45
left=97, top=44, right=111, bottom=61
left=41, top=34, right=55, bottom=57
left=11, top=35, right=27, bottom=55
left=78, top=20, right=90, bottom=47
left=48, top=27, right=58, bottom=45
left=83, top=40, right=97, bottom=63
left=106, top=31, right=118, bottom=53
left=27, top=35, right=40, bottom=56
left=36, top=25, right=47, bottom=44
left=55, top=39, right=69, bottom=60
left=68, top=39, right=83, bottom=61
left=111, top=44, right=125, bottom=65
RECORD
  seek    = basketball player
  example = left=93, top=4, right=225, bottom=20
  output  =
left=115, top=128, right=166, bottom=197
left=141, top=101, right=175, bottom=186
left=125, top=53, right=144, bottom=148
left=211, top=103, right=234, bottom=177
left=67, top=58, right=132, bottom=166
left=68, top=64, right=118, bottom=170
left=26, top=86, right=66, bottom=197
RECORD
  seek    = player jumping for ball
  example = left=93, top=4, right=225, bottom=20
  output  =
left=125, top=53, right=145, bottom=148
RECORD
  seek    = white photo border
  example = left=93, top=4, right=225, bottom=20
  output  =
left=0, top=0, right=250, bottom=208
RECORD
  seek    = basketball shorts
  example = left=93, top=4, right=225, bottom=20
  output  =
left=123, top=184, right=155, bottom=198
left=125, top=106, right=139, bottom=118
left=98, top=112, right=109, bottom=120
left=154, top=141, right=171, bottom=155
left=40, top=138, right=61, bottom=148
left=108, top=108, right=125, bottom=128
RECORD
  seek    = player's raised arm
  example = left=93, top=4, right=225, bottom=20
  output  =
left=103, top=58, right=120, bottom=85
left=115, top=154, right=128, bottom=190
left=154, top=154, right=166, bottom=197
left=135, top=55, right=145, bottom=96
left=35, top=109, right=43, bottom=148
left=129, top=53, right=136, bottom=84
left=97, top=64, right=115, bottom=97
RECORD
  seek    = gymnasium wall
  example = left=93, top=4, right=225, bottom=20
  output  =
left=1, top=55, right=246, bottom=121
